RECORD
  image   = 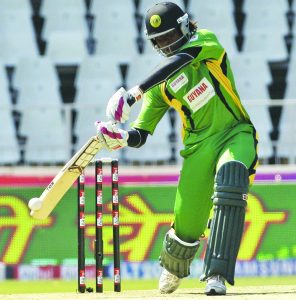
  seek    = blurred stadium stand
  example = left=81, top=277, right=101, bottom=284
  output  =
left=0, top=0, right=295, bottom=166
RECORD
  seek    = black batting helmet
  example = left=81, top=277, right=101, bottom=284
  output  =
left=145, top=2, right=191, bottom=56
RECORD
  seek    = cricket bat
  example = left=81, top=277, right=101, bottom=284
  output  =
left=30, top=136, right=105, bottom=220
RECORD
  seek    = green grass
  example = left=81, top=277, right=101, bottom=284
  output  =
left=0, top=276, right=295, bottom=294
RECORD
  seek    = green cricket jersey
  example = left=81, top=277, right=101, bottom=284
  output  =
left=132, top=29, right=251, bottom=145
left=130, top=29, right=258, bottom=244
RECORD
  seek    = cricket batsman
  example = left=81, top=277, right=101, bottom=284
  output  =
left=96, top=1, right=258, bottom=295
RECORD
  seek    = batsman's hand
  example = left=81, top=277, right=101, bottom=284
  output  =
left=106, top=86, right=143, bottom=123
left=95, top=121, right=129, bottom=151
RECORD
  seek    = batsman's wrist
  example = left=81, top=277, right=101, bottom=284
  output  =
left=128, top=85, right=144, bottom=102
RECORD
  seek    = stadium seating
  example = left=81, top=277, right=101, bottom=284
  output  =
left=277, top=39, right=296, bottom=163
left=75, top=55, right=122, bottom=88
left=0, top=60, right=20, bottom=164
left=21, top=107, right=69, bottom=164
left=13, top=56, right=59, bottom=91
left=243, top=0, right=289, bottom=17
left=231, top=54, right=272, bottom=88
left=40, top=0, right=86, bottom=16
left=138, top=0, right=185, bottom=14
left=0, top=0, right=294, bottom=165
left=242, top=33, right=288, bottom=62
left=234, top=58, right=274, bottom=161
left=277, top=103, right=296, bottom=163
left=188, top=0, right=235, bottom=36
left=0, top=109, right=20, bottom=164
left=0, top=11, right=38, bottom=65
left=91, top=0, right=139, bottom=59
left=285, top=38, right=296, bottom=99
left=0, top=61, right=11, bottom=107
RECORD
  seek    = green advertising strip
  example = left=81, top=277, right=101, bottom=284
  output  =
left=0, top=183, right=295, bottom=266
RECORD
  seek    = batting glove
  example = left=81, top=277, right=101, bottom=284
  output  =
left=95, top=121, right=129, bottom=151
left=106, top=86, right=143, bottom=123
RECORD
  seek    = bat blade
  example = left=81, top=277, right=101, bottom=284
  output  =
left=30, top=137, right=104, bottom=219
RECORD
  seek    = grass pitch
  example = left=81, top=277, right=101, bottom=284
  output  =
left=0, top=276, right=295, bottom=294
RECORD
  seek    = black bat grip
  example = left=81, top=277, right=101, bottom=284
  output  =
left=127, top=95, right=136, bottom=106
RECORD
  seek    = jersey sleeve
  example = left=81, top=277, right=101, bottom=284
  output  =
left=130, top=85, right=169, bottom=135
left=138, top=30, right=225, bottom=94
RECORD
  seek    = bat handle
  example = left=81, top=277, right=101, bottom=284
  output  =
left=127, top=95, right=136, bottom=107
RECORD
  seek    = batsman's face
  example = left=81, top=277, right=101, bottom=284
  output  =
left=154, top=29, right=182, bottom=48
left=152, top=29, right=185, bottom=56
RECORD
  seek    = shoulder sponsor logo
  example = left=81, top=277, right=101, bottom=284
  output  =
left=169, top=73, right=188, bottom=93
left=183, top=78, right=215, bottom=112
left=189, top=34, right=198, bottom=42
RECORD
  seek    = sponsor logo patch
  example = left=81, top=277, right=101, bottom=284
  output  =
left=183, top=78, right=215, bottom=112
left=169, top=73, right=188, bottom=93
left=150, top=15, right=161, bottom=28
left=189, top=34, right=198, bottom=42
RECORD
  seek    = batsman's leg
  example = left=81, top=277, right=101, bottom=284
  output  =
left=200, top=160, right=249, bottom=295
left=158, top=142, right=217, bottom=294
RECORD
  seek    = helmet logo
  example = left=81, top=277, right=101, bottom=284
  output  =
left=150, top=15, right=161, bottom=28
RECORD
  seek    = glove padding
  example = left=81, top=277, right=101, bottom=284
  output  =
left=95, top=121, right=129, bottom=151
left=106, top=86, right=143, bottom=123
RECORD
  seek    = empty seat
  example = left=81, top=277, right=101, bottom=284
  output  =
left=93, top=31, right=139, bottom=58
left=13, top=56, right=59, bottom=90
left=246, top=103, right=273, bottom=161
left=243, top=8, right=289, bottom=36
left=21, top=107, right=69, bottom=164
left=216, top=33, right=238, bottom=58
left=230, top=53, right=272, bottom=86
left=188, top=0, right=233, bottom=11
left=90, top=0, right=135, bottom=18
left=125, top=54, right=163, bottom=88
left=243, top=0, right=289, bottom=16
left=0, top=62, right=11, bottom=107
left=235, top=72, right=273, bottom=160
left=0, top=0, right=31, bottom=15
left=74, top=81, right=117, bottom=105
left=285, top=43, right=296, bottom=99
left=0, top=109, right=20, bottom=164
left=40, top=0, right=86, bottom=16
left=42, top=12, right=88, bottom=40
left=45, top=32, right=88, bottom=65
left=75, top=55, right=122, bottom=88
left=0, top=12, right=38, bottom=65
left=91, top=0, right=138, bottom=58
left=138, top=0, right=185, bottom=15
left=17, top=82, right=62, bottom=109
left=242, top=33, right=288, bottom=61
left=277, top=102, right=296, bottom=163
left=189, top=4, right=236, bottom=37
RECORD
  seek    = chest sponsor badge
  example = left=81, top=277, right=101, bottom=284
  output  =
left=183, top=78, right=215, bottom=112
left=169, top=73, right=188, bottom=93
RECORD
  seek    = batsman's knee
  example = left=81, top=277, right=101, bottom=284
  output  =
left=214, top=160, right=249, bottom=203
left=159, top=229, right=200, bottom=278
